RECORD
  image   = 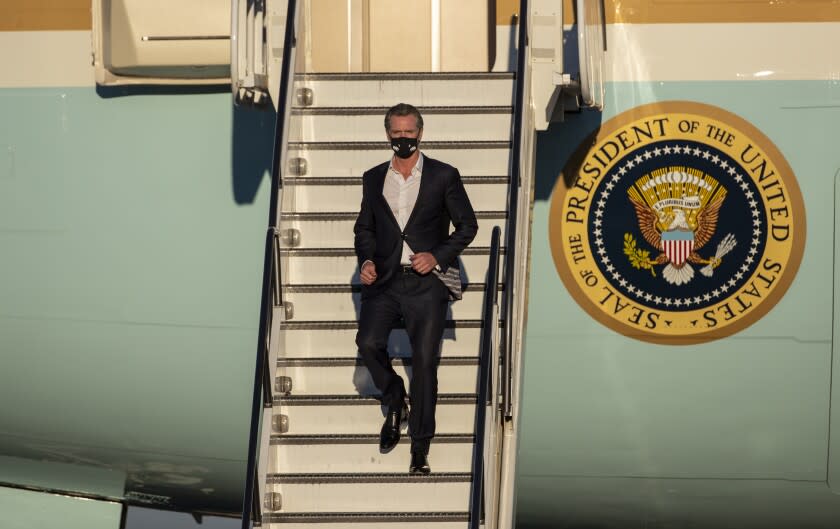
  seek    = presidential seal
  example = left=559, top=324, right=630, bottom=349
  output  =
left=549, top=101, right=805, bottom=344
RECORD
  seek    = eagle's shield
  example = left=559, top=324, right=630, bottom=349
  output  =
left=661, top=230, right=694, bottom=266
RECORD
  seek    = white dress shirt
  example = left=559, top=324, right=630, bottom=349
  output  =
left=383, top=154, right=423, bottom=264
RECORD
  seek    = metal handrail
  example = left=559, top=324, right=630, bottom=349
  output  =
left=501, top=0, right=528, bottom=421
left=240, top=0, right=299, bottom=526
left=469, top=226, right=502, bottom=529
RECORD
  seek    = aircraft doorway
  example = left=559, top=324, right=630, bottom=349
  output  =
left=304, top=0, right=494, bottom=72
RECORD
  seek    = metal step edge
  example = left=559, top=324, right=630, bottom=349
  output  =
left=264, top=511, right=470, bottom=523
left=291, top=105, right=512, bottom=115
left=283, top=175, right=510, bottom=185
left=277, top=356, right=478, bottom=367
left=288, top=140, right=511, bottom=150
left=280, top=211, right=506, bottom=221
left=275, top=393, right=478, bottom=406
left=278, top=320, right=492, bottom=331
left=297, top=71, right=514, bottom=81
left=283, top=283, right=503, bottom=294
left=271, top=433, right=474, bottom=445
left=267, top=472, right=472, bottom=484
left=278, top=246, right=504, bottom=257
left=284, top=345, right=479, bottom=363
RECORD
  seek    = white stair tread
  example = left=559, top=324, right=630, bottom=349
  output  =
left=277, top=363, right=478, bottom=395
left=295, top=75, right=512, bottom=108
left=284, top=181, right=508, bottom=213
left=278, top=326, right=484, bottom=358
left=277, top=401, right=477, bottom=435
left=291, top=112, right=511, bottom=142
left=277, top=217, right=505, bottom=249
left=271, top=439, right=474, bottom=473
left=281, top=288, right=488, bottom=321
left=266, top=517, right=468, bottom=529
left=269, top=480, right=470, bottom=512
left=280, top=251, right=501, bottom=286
left=286, top=146, right=510, bottom=177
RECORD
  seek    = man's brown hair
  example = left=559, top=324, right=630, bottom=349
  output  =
left=384, top=103, right=424, bottom=132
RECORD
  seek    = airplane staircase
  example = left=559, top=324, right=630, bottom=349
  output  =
left=264, top=73, right=513, bottom=528
left=240, top=1, right=529, bottom=528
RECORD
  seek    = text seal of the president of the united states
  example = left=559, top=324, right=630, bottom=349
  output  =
left=549, top=101, right=806, bottom=344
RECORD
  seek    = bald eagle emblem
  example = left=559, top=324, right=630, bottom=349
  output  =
left=625, top=169, right=737, bottom=285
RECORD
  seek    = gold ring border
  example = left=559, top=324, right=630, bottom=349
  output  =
left=548, top=101, right=807, bottom=345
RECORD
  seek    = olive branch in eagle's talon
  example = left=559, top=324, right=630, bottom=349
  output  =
left=623, top=233, right=657, bottom=277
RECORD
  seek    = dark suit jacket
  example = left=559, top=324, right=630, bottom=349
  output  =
left=354, top=155, right=478, bottom=299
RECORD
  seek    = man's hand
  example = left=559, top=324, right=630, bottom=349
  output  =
left=410, top=252, right=438, bottom=275
left=360, top=261, right=378, bottom=285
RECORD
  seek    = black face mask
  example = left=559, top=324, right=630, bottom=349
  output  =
left=390, top=137, right=419, bottom=159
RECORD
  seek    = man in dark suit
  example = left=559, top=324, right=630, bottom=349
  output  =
left=354, top=103, right=478, bottom=473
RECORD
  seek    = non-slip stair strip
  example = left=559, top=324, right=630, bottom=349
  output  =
left=288, top=140, right=511, bottom=150
left=271, top=433, right=474, bottom=445
left=275, top=393, right=478, bottom=406
left=280, top=211, right=506, bottom=221
left=291, top=105, right=512, bottom=116
left=267, top=472, right=472, bottom=484
left=278, top=246, right=504, bottom=257
left=277, top=356, right=478, bottom=367
left=283, top=283, right=503, bottom=294
left=264, top=511, right=470, bottom=523
left=283, top=175, right=511, bottom=185
left=279, top=320, right=490, bottom=330
left=297, top=71, right=514, bottom=81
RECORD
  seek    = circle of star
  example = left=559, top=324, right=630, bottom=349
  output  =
left=591, top=144, right=763, bottom=309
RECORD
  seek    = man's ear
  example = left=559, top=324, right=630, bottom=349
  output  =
left=418, top=128, right=423, bottom=142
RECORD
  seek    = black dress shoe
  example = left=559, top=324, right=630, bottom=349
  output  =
left=379, top=403, right=408, bottom=453
left=409, top=450, right=430, bottom=474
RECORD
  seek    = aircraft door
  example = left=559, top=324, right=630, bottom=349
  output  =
left=306, top=0, right=491, bottom=72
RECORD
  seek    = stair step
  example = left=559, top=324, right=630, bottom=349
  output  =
left=289, top=140, right=510, bottom=150
left=284, top=179, right=508, bottom=212
left=267, top=480, right=471, bottom=513
left=275, top=400, right=477, bottom=435
left=279, top=326, right=484, bottom=359
left=265, top=511, right=469, bottom=524
left=283, top=283, right=500, bottom=295
left=270, top=436, right=474, bottom=473
left=278, top=247, right=501, bottom=256
left=293, top=72, right=513, bottom=108
left=273, top=433, right=473, bottom=444
left=276, top=393, right=477, bottom=405
left=276, top=361, right=479, bottom=395
left=298, top=71, right=514, bottom=80
left=268, top=472, right=471, bottom=483
left=277, top=356, right=479, bottom=367
left=280, top=211, right=506, bottom=221
left=279, top=320, right=485, bottom=330
left=280, top=287, right=489, bottom=321
left=292, top=105, right=511, bottom=115
left=267, top=522, right=468, bottom=529
left=286, top=144, right=510, bottom=177
left=279, top=249, right=503, bottom=286
left=283, top=176, right=509, bottom=185
left=277, top=215, right=505, bottom=248
left=290, top=110, right=511, bottom=142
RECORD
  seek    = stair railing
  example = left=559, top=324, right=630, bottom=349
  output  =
left=469, top=226, right=502, bottom=529
left=501, top=0, right=529, bottom=422
left=240, top=0, right=300, bottom=526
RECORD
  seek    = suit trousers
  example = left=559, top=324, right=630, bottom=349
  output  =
left=356, top=268, right=450, bottom=455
